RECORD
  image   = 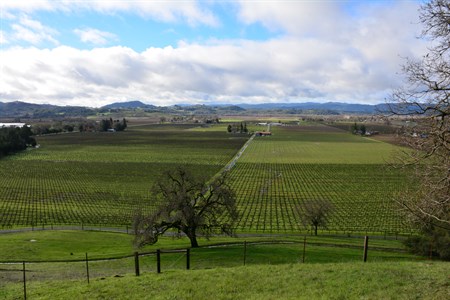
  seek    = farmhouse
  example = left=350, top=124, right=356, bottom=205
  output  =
left=255, top=131, right=272, bottom=136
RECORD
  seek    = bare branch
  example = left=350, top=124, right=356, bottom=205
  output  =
left=133, top=167, right=238, bottom=248
left=388, top=1, right=450, bottom=259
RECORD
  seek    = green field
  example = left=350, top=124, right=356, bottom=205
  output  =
left=0, top=125, right=248, bottom=227
left=2, top=260, right=448, bottom=300
left=239, top=125, right=401, bottom=164
left=0, top=230, right=410, bottom=262
left=0, top=123, right=412, bottom=235
left=227, top=125, right=412, bottom=234
left=0, top=230, right=419, bottom=291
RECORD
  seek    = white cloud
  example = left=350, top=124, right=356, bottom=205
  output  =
left=237, top=1, right=346, bottom=37
left=0, top=1, right=428, bottom=107
left=1, top=0, right=54, bottom=13
left=0, top=32, right=423, bottom=107
left=1, top=0, right=218, bottom=27
left=85, top=1, right=218, bottom=26
left=74, top=28, right=118, bottom=45
left=9, top=15, right=59, bottom=45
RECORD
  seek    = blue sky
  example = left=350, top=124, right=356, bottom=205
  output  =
left=0, top=1, right=425, bottom=107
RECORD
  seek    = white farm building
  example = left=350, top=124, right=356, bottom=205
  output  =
left=0, top=123, right=27, bottom=128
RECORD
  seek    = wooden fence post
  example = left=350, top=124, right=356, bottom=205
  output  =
left=363, top=236, right=369, bottom=262
left=157, top=249, right=161, bottom=273
left=302, top=236, right=307, bottom=263
left=186, top=249, right=190, bottom=270
left=85, top=253, right=90, bottom=284
left=243, top=241, right=247, bottom=266
left=134, top=252, right=140, bottom=276
left=23, top=261, right=27, bottom=300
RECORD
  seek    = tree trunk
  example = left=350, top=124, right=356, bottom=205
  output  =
left=185, top=227, right=199, bottom=248
left=314, top=225, right=318, bottom=236
left=189, top=235, right=199, bottom=248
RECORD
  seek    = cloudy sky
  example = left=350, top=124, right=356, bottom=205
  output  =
left=0, top=0, right=426, bottom=107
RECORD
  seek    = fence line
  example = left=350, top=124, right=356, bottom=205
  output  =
left=0, top=223, right=132, bottom=234
left=0, top=248, right=191, bottom=265
left=0, top=223, right=416, bottom=240
left=1, top=237, right=408, bottom=266
left=2, top=235, right=424, bottom=300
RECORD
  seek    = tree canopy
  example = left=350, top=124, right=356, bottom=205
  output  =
left=133, top=167, right=238, bottom=248
left=390, top=0, right=450, bottom=259
left=0, top=125, right=36, bottom=158
left=298, top=199, right=334, bottom=236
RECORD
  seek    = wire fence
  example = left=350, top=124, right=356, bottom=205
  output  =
left=1, top=236, right=419, bottom=300
left=0, top=223, right=132, bottom=234
left=0, top=223, right=415, bottom=240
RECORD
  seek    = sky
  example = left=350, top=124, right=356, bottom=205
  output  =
left=0, top=0, right=427, bottom=107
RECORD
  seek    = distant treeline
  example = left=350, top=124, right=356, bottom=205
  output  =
left=98, top=118, right=127, bottom=132
left=227, top=123, right=248, bottom=134
left=0, top=126, right=36, bottom=158
left=31, top=118, right=128, bottom=134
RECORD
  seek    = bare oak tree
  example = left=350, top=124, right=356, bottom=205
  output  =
left=390, top=0, right=449, bottom=259
left=298, top=199, right=334, bottom=236
left=133, top=167, right=238, bottom=248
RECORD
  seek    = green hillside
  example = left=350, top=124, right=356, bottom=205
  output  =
left=2, top=261, right=447, bottom=300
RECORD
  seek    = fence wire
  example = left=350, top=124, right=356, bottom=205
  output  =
left=0, top=238, right=414, bottom=296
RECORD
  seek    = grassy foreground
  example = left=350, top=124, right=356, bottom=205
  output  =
left=0, top=230, right=411, bottom=262
left=2, top=261, right=448, bottom=299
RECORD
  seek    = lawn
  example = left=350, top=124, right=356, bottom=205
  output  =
left=2, top=261, right=447, bottom=300
left=0, top=229, right=420, bottom=292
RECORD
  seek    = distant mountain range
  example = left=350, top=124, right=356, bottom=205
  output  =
left=0, top=100, right=392, bottom=119
left=0, top=101, right=95, bottom=118
left=237, top=102, right=386, bottom=113
left=102, top=101, right=386, bottom=114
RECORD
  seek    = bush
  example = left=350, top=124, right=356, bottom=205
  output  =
left=404, top=227, right=450, bottom=260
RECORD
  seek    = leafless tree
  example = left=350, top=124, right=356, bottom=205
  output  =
left=298, top=199, right=334, bottom=236
left=389, top=0, right=449, bottom=258
left=133, top=167, right=238, bottom=248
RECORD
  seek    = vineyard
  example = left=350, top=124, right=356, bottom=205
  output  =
left=0, top=125, right=248, bottom=227
left=227, top=125, right=413, bottom=235
left=0, top=123, right=413, bottom=235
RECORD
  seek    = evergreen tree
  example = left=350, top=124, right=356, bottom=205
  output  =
left=99, top=119, right=111, bottom=131
left=360, top=124, right=366, bottom=135
left=351, top=122, right=358, bottom=134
